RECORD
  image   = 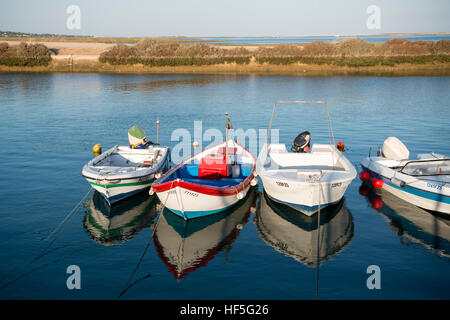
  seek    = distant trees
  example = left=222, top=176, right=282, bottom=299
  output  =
left=334, top=38, right=374, bottom=56
left=136, top=38, right=180, bottom=56
left=0, top=42, right=8, bottom=55
left=302, top=41, right=334, bottom=56
left=1, top=38, right=448, bottom=68
left=0, top=42, right=52, bottom=66
left=99, top=39, right=252, bottom=65
left=254, top=44, right=303, bottom=57
left=98, top=38, right=450, bottom=67
left=1, top=38, right=448, bottom=69
left=252, top=38, right=450, bottom=65
left=433, top=39, right=450, bottom=54
left=254, top=38, right=450, bottom=58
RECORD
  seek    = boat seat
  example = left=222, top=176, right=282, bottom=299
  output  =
left=185, top=164, right=199, bottom=176
left=268, top=144, right=288, bottom=153
left=182, top=163, right=253, bottom=178
left=182, top=177, right=244, bottom=188
left=296, top=169, right=322, bottom=175
left=269, top=153, right=335, bottom=168
left=278, top=165, right=345, bottom=171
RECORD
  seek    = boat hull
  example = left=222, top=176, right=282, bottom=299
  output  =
left=155, top=184, right=252, bottom=220
left=361, top=158, right=450, bottom=215
left=85, top=176, right=155, bottom=205
left=256, top=143, right=357, bottom=217
left=259, top=174, right=353, bottom=216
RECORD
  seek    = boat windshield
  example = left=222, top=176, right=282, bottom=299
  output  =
left=400, top=159, right=450, bottom=176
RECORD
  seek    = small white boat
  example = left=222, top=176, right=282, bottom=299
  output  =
left=82, top=126, right=170, bottom=205
left=360, top=136, right=450, bottom=215
left=256, top=100, right=356, bottom=216
left=151, top=113, right=257, bottom=220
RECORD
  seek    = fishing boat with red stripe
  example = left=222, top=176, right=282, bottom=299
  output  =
left=150, top=113, right=257, bottom=220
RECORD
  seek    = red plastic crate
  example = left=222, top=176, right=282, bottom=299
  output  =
left=217, top=147, right=237, bottom=155
left=199, top=154, right=231, bottom=179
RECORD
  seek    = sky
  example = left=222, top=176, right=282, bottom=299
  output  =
left=0, top=0, right=449, bottom=37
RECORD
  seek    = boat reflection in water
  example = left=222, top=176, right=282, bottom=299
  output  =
left=84, top=191, right=159, bottom=246
left=360, top=184, right=450, bottom=257
left=154, top=188, right=257, bottom=280
left=255, top=191, right=353, bottom=267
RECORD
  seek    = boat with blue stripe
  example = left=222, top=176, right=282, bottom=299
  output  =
left=360, top=137, right=450, bottom=215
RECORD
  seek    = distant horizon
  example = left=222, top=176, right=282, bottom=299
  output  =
left=1, top=30, right=450, bottom=39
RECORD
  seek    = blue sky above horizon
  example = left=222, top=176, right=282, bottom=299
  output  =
left=1, top=0, right=449, bottom=37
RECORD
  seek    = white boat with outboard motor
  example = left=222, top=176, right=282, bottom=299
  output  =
left=256, top=100, right=357, bottom=216
left=82, top=125, right=170, bottom=205
left=360, top=136, right=450, bottom=215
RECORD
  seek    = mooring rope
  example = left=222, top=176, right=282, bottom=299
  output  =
left=0, top=245, right=87, bottom=291
left=116, top=179, right=174, bottom=299
left=32, top=188, right=93, bottom=263
left=0, top=187, right=93, bottom=290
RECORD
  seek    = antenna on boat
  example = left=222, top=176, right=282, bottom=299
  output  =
left=156, top=117, right=160, bottom=145
left=225, top=112, right=233, bottom=164
left=225, top=112, right=229, bottom=164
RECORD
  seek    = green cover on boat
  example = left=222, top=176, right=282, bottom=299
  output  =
left=128, top=126, right=146, bottom=139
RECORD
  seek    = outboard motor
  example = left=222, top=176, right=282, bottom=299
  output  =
left=291, top=131, right=311, bottom=153
left=382, top=137, right=409, bottom=160
left=128, top=125, right=148, bottom=149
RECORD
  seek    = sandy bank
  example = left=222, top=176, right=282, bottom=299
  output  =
left=4, top=40, right=258, bottom=55
left=5, top=40, right=116, bottom=55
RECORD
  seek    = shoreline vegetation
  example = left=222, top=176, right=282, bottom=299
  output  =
left=0, top=37, right=449, bottom=76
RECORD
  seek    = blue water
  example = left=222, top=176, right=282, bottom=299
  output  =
left=0, top=73, right=449, bottom=299
left=199, top=34, right=450, bottom=45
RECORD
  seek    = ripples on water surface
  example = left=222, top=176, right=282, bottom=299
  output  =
left=0, top=73, right=449, bottom=299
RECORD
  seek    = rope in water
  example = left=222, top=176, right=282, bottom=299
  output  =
left=0, top=187, right=93, bottom=291
left=116, top=179, right=174, bottom=299
left=33, top=188, right=93, bottom=262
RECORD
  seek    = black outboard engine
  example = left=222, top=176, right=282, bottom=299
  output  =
left=291, top=131, right=311, bottom=153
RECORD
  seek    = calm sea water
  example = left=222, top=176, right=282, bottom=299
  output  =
left=0, top=73, right=449, bottom=300
left=199, top=34, right=450, bottom=45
